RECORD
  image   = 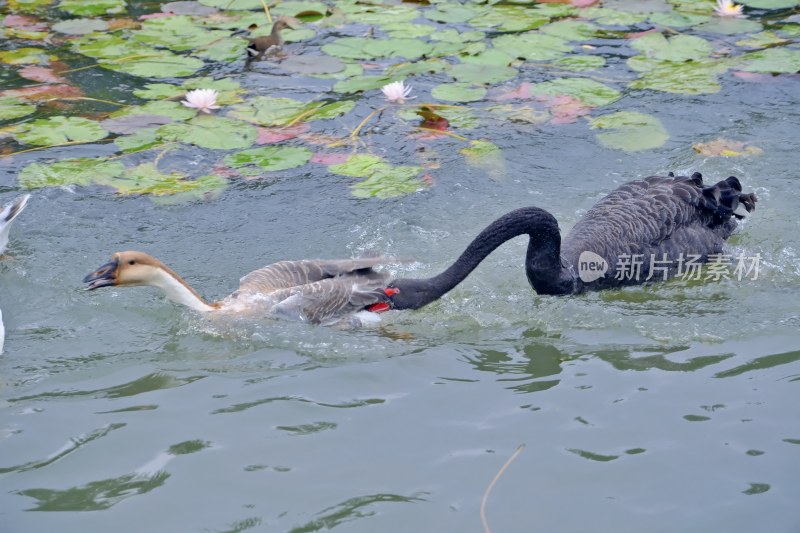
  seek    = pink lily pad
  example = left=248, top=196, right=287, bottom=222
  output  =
left=256, top=122, right=310, bottom=144
left=310, top=153, right=350, bottom=165
left=18, top=65, right=66, bottom=84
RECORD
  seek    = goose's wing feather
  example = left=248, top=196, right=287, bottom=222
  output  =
left=235, top=257, right=392, bottom=296
left=269, top=270, right=390, bottom=324
left=0, top=194, right=30, bottom=254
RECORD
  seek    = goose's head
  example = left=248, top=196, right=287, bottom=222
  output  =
left=84, top=251, right=168, bottom=290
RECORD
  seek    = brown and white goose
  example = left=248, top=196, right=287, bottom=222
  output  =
left=84, top=252, right=397, bottom=326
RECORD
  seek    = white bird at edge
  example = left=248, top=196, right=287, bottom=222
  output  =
left=1, top=194, right=31, bottom=354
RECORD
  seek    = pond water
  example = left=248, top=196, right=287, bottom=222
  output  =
left=1, top=0, right=799, bottom=531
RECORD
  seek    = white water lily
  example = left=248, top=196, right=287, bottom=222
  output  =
left=714, top=0, right=744, bottom=17
left=381, top=80, right=414, bottom=103
left=181, top=88, right=221, bottom=114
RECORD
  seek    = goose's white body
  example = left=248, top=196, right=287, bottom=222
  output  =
left=84, top=252, right=396, bottom=326
left=0, top=194, right=30, bottom=354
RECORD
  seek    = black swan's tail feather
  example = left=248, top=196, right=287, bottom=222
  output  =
left=691, top=173, right=757, bottom=223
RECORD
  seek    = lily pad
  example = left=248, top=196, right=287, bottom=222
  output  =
left=531, top=78, right=620, bottom=107
left=449, top=63, right=518, bottom=84
left=157, top=115, right=257, bottom=150
left=460, top=140, right=505, bottom=178
left=322, top=37, right=433, bottom=61
left=590, top=112, right=669, bottom=152
left=97, top=163, right=227, bottom=196
left=736, top=47, right=800, bottom=73
left=432, top=83, right=487, bottom=103
left=101, top=50, right=205, bottom=78
left=223, top=146, right=312, bottom=176
left=52, top=18, right=108, bottom=35
left=133, top=83, right=185, bottom=100
left=280, top=54, right=347, bottom=75
left=425, top=5, right=477, bottom=24
left=112, top=101, right=196, bottom=122
left=15, top=116, right=108, bottom=146
left=114, top=128, right=162, bottom=153
left=351, top=168, right=425, bottom=199
left=19, top=158, right=125, bottom=189
left=629, top=60, right=726, bottom=94
left=539, top=20, right=600, bottom=41
left=333, top=75, right=399, bottom=95
left=553, top=55, right=606, bottom=72
left=581, top=7, right=648, bottom=27
left=648, top=12, right=711, bottom=29
left=340, top=4, right=419, bottom=25
left=57, top=0, right=126, bottom=16
left=133, top=16, right=229, bottom=52
left=739, top=0, right=798, bottom=8
left=696, top=18, right=762, bottom=35
left=631, top=33, right=712, bottom=62
left=0, top=96, right=36, bottom=121
left=101, top=114, right=173, bottom=134
left=468, top=6, right=550, bottom=32
left=329, top=155, right=386, bottom=178
left=493, top=33, right=573, bottom=61
left=0, top=47, right=52, bottom=65
left=692, top=138, right=763, bottom=157
left=198, top=0, right=260, bottom=8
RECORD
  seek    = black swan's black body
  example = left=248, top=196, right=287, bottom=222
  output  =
left=388, top=173, right=757, bottom=310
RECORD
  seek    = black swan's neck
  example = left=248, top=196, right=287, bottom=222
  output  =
left=390, top=207, right=574, bottom=310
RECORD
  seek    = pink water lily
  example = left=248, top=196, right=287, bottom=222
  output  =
left=181, top=88, right=221, bottom=114
left=714, top=0, right=744, bottom=17
left=381, top=80, right=414, bottom=103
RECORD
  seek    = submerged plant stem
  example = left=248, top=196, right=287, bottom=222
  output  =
left=480, top=444, right=525, bottom=533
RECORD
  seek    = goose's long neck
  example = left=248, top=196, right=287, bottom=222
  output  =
left=150, top=267, right=217, bottom=313
left=392, top=207, right=573, bottom=309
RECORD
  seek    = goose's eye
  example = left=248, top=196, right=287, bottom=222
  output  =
left=129, top=260, right=135, bottom=265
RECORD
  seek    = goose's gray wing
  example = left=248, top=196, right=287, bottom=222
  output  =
left=269, top=270, right=391, bottom=324
left=0, top=194, right=30, bottom=254
left=235, top=257, right=392, bottom=296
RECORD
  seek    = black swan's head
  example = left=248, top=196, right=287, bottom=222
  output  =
left=385, top=279, right=440, bottom=310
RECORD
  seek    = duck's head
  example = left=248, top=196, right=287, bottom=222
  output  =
left=271, top=18, right=292, bottom=33
left=84, top=251, right=166, bottom=290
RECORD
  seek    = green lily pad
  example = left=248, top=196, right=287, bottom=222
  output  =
left=382, top=22, right=436, bottom=39
left=432, top=83, right=487, bottom=103
left=458, top=49, right=514, bottom=67
left=449, top=63, right=518, bottom=84
left=493, top=33, right=573, bottom=61
left=333, top=75, right=399, bottom=94
left=57, top=0, right=125, bottom=16
left=553, top=55, right=606, bottom=72
left=224, top=146, right=312, bottom=176
left=430, top=29, right=485, bottom=43
left=112, top=101, right=196, bottom=122
left=580, top=7, right=648, bottom=27
left=322, top=37, right=433, bottom=61
left=15, top=116, right=109, bottom=146
left=198, top=0, right=260, bottom=8
left=739, top=0, right=799, bottom=7
left=19, top=158, right=125, bottom=189
left=101, top=50, right=205, bottom=78
left=735, top=32, right=788, bottom=48
left=387, top=59, right=449, bottom=78
left=5, top=0, right=56, bottom=13
left=0, top=96, right=36, bottom=121
left=133, top=16, right=229, bottom=52
left=97, top=163, right=227, bottom=197
left=182, top=78, right=241, bottom=104
left=351, top=168, right=424, bottom=199
left=648, top=12, right=711, bottom=29
left=228, top=96, right=353, bottom=126
left=114, top=128, right=162, bottom=153
left=531, top=78, right=620, bottom=107
left=696, top=18, right=762, bottom=35
left=736, top=47, right=800, bottom=73
left=590, top=112, right=669, bottom=152
left=133, top=83, right=184, bottom=100
left=460, top=140, right=505, bottom=179
left=328, top=155, right=386, bottom=178
left=425, top=5, right=477, bottom=24
left=539, top=20, right=599, bottom=41
left=271, top=1, right=328, bottom=17
left=280, top=54, right=347, bottom=75
left=193, top=37, right=245, bottom=62
left=468, top=6, right=550, bottom=32
left=341, top=4, right=419, bottom=25
left=52, top=18, right=108, bottom=35
left=157, top=115, right=257, bottom=150
left=0, top=47, right=52, bottom=65
left=631, top=33, right=712, bottom=62
left=629, top=61, right=724, bottom=94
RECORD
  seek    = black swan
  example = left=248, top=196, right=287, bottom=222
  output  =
left=385, top=173, right=757, bottom=310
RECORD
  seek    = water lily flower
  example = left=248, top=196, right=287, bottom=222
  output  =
left=714, top=0, right=744, bottom=17
left=381, top=80, right=414, bottom=103
left=181, top=88, right=220, bottom=114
